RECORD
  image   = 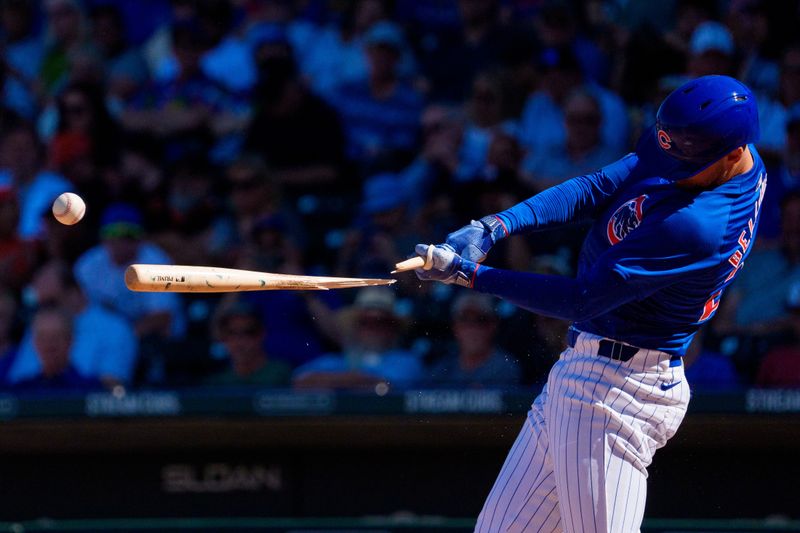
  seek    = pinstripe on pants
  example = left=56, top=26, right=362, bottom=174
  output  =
left=475, top=330, right=690, bottom=533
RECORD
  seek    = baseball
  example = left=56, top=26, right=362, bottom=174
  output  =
left=52, top=192, right=86, bottom=226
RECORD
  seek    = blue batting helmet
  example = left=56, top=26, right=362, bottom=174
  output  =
left=655, top=75, right=759, bottom=168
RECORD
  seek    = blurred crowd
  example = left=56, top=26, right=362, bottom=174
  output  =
left=0, top=0, right=799, bottom=394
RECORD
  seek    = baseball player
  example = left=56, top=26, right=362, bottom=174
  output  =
left=410, top=75, right=765, bottom=532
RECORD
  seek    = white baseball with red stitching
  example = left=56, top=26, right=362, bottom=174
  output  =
left=52, top=192, right=86, bottom=226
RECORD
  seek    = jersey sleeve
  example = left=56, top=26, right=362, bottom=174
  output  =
left=471, top=213, right=721, bottom=322
left=495, top=153, right=638, bottom=234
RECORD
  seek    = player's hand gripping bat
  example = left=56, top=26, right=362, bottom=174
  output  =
left=391, top=244, right=435, bottom=273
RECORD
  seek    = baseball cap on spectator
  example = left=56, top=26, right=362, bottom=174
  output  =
left=100, top=203, right=144, bottom=239
left=360, top=173, right=407, bottom=214
left=364, top=21, right=405, bottom=51
left=689, top=22, right=734, bottom=56
left=216, top=300, right=263, bottom=331
left=340, top=286, right=408, bottom=334
left=354, top=286, right=397, bottom=314
left=451, top=293, right=497, bottom=320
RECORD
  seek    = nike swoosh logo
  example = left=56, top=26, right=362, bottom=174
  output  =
left=660, top=381, right=682, bottom=391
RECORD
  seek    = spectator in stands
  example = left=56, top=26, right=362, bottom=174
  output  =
left=54, top=81, right=119, bottom=161
left=239, top=0, right=320, bottom=77
left=499, top=254, right=571, bottom=384
left=12, top=306, right=102, bottom=392
left=196, top=0, right=258, bottom=94
left=0, top=289, right=19, bottom=384
left=49, top=82, right=121, bottom=217
left=757, top=44, right=800, bottom=155
left=328, top=21, right=424, bottom=167
left=300, top=0, right=399, bottom=95
left=232, top=214, right=343, bottom=369
left=757, top=107, right=800, bottom=242
left=142, top=0, right=201, bottom=81
left=243, top=31, right=346, bottom=196
left=104, top=138, right=164, bottom=207
left=523, top=89, right=622, bottom=189
left=1, top=0, right=43, bottom=119
left=0, top=123, right=71, bottom=240
left=398, top=104, right=465, bottom=204
left=40, top=0, right=89, bottom=94
left=726, top=0, right=780, bottom=96
left=427, top=293, right=520, bottom=388
left=683, top=330, right=741, bottom=390
left=7, top=261, right=137, bottom=388
left=729, top=191, right=800, bottom=334
left=614, top=0, right=706, bottom=104
left=518, top=47, right=629, bottom=158
left=455, top=71, right=518, bottom=183
left=534, top=4, right=609, bottom=86
left=205, top=301, right=291, bottom=387
left=293, top=287, right=421, bottom=390
left=209, top=157, right=302, bottom=266
left=661, top=0, right=714, bottom=57
left=74, top=204, right=185, bottom=341
left=143, top=155, right=220, bottom=268
left=419, top=0, right=527, bottom=102
left=90, top=4, right=149, bottom=89
left=715, top=192, right=800, bottom=360
left=0, top=186, right=37, bottom=290
left=335, top=173, right=420, bottom=279
left=755, top=281, right=800, bottom=388
left=686, top=21, right=735, bottom=78
left=121, top=20, right=242, bottom=162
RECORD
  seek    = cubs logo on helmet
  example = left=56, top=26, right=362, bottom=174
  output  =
left=607, top=195, right=647, bottom=245
left=657, top=129, right=672, bottom=150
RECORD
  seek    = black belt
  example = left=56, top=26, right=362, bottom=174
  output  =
left=566, top=328, right=639, bottom=362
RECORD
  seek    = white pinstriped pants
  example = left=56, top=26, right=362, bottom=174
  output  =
left=475, top=330, right=690, bottom=533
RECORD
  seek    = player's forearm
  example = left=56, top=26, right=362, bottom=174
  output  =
left=470, top=264, right=628, bottom=322
left=494, top=154, right=636, bottom=235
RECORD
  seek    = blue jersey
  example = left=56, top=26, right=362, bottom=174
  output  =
left=470, top=133, right=767, bottom=357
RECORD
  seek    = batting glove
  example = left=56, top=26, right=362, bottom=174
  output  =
left=413, top=244, right=478, bottom=288
left=445, top=215, right=508, bottom=263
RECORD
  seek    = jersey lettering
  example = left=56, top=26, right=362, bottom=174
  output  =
left=699, top=291, right=722, bottom=322
left=699, top=173, right=767, bottom=322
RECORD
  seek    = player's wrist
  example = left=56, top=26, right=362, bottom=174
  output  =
left=454, top=258, right=480, bottom=289
left=479, top=215, right=509, bottom=243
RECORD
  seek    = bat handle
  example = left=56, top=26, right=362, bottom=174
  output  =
left=391, top=245, right=434, bottom=274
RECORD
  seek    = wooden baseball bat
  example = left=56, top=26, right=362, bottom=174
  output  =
left=125, top=264, right=396, bottom=293
left=391, top=245, right=434, bottom=274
